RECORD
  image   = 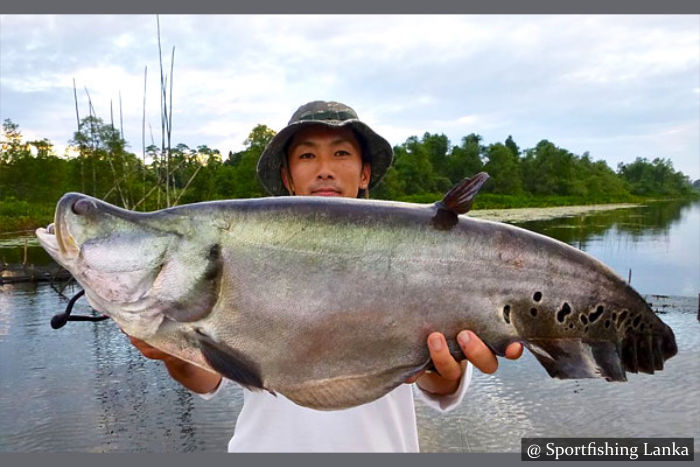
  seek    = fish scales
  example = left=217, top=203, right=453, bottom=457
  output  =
left=36, top=174, right=677, bottom=410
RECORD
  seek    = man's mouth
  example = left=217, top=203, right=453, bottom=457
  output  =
left=311, top=188, right=341, bottom=196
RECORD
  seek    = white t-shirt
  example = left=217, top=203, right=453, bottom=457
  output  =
left=201, top=362, right=473, bottom=453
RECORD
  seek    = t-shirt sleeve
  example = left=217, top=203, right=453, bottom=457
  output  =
left=413, top=360, right=473, bottom=412
left=196, top=376, right=228, bottom=400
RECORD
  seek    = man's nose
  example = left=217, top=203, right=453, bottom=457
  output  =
left=315, top=156, right=335, bottom=179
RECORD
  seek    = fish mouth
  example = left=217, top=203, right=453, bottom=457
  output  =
left=35, top=225, right=59, bottom=256
left=35, top=194, right=88, bottom=264
left=36, top=218, right=78, bottom=263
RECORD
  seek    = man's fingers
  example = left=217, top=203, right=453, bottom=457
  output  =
left=427, top=332, right=462, bottom=381
left=404, top=370, right=425, bottom=384
left=505, top=342, right=524, bottom=360
left=457, top=330, right=498, bottom=374
left=416, top=369, right=460, bottom=395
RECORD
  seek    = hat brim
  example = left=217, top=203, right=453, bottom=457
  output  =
left=257, top=119, right=393, bottom=196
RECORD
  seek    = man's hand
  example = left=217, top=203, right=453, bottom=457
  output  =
left=408, top=331, right=523, bottom=396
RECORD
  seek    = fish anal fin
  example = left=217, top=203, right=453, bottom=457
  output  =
left=431, top=172, right=490, bottom=230
left=526, top=338, right=626, bottom=382
left=281, top=364, right=427, bottom=411
left=197, top=332, right=265, bottom=391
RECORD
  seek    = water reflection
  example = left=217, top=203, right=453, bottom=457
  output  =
left=515, top=201, right=700, bottom=296
left=516, top=200, right=690, bottom=249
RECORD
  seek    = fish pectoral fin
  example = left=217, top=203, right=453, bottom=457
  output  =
left=280, top=365, right=424, bottom=411
left=526, top=338, right=627, bottom=382
left=432, top=172, right=490, bottom=230
left=196, top=332, right=265, bottom=391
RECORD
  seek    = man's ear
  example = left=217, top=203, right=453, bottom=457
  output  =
left=359, top=163, right=371, bottom=190
left=281, top=167, right=295, bottom=195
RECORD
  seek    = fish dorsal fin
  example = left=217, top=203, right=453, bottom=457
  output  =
left=431, top=172, right=490, bottom=230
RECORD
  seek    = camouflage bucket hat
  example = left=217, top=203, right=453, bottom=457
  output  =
left=256, top=101, right=394, bottom=196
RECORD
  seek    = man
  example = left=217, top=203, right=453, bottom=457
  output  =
left=129, top=101, right=522, bottom=452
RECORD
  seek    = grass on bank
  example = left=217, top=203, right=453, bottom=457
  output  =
left=396, top=192, right=651, bottom=209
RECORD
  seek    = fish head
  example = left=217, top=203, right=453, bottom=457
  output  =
left=36, top=193, right=223, bottom=338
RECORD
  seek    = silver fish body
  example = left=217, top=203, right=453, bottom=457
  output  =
left=36, top=178, right=677, bottom=410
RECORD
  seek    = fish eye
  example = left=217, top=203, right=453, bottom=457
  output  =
left=72, top=198, right=96, bottom=216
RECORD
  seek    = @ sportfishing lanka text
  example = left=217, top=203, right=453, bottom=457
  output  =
left=521, top=438, right=693, bottom=461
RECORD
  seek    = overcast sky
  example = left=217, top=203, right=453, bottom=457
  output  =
left=1, top=15, right=698, bottom=180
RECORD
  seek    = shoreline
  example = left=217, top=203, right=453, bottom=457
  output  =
left=470, top=203, right=641, bottom=223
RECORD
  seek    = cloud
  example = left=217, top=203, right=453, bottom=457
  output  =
left=1, top=14, right=698, bottom=180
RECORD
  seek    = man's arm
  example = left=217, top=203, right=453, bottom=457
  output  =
left=126, top=335, right=222, bottom=394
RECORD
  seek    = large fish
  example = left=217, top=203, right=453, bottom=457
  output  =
left=36, top=173, right=677, bottom=410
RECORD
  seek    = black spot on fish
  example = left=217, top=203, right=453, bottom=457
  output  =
left=208, top=244, right=221, bottom=260
left=569, top=323, right=574, bottom=329
left=203, top=244, right=223, bottom=281
left=633, top=315, right=641, bottom=328
left=530, top=308, right=538, bottom=317
left=557, top=302, right=572, bottom=323
left=533, top=291, right=542, bottom=302
left=612, top=312, right=617, bottom=321
left=605, top=319, right=611, bottom=328
left=503, top=305, right=511, bottom=324
left=617, top=311, right=628, bottom=328
left=580, top=314, right=588, bottom=325
left=584, top=326, right=589, bottom=333
left=589, top=305, right=604, bottom=323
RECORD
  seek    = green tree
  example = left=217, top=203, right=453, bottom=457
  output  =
left=244, top=124, right=276, bottom=151
left=447, top=133, right=484, bottom=184
left=392, top=136, right=440, bottom=195
left=371, top=165, right=406, bottom=199
left=483, top=143, right=523, bottom=194
left=505, top=135, right=520, bottom=157
left=421, top=132, right=450, bottom=182
left=1, top=119, right=31, bottom=162
left=521, top=140, right=579, bottom=196
left=225, top=125, right=276, bottom=198
left=618, top=157, right=694, bottom=197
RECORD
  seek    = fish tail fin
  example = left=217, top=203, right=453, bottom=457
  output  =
left=620, top=318, right=677, bottom=374
left=525, top=338, right=627, bottom=382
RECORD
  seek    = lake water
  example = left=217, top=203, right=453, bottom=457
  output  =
left=0, top=200, right=698, bottom=452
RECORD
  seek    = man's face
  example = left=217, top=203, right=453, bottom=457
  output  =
left=282, top=125, right=371, bottom=198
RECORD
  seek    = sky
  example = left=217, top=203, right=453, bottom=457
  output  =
left=1, top=15, right=699, bottom=180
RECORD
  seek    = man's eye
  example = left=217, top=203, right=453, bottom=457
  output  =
left=335, top=150, right=351, bottom=156
left=298, top=153, right=314, bottom=159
